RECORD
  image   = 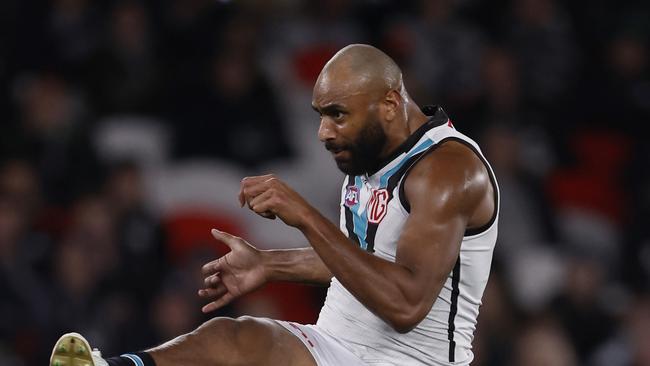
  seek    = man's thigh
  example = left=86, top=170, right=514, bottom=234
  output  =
left=235, top=316, right=317, bottom=366
left=151, top=316, right=317, bottom=366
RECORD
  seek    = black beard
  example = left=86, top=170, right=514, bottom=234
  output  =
left=329, top=119, right=387, bottom=176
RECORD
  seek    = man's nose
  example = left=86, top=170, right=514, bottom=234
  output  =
left=318, top=119, right=336, bottom=142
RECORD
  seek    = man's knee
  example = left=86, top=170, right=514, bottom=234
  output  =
left=193, top=316, right=269, bottom=340
left=188, top=316, right=274, bottom=361
left=192, top=317, right=235, bottom=339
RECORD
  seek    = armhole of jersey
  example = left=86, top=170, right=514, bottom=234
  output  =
left=397, top=137, right=499, bottom=237
left=397, top=143, right=441, bottom=212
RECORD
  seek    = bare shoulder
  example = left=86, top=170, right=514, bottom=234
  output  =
left=403, top=140, right=491, bottom=215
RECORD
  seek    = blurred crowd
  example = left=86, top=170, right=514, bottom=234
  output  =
left=1, top=0, right=649, bottom=365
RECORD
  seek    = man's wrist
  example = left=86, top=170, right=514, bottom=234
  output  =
left=294, top=206, right=320, bottom=233
left=259, top=249, right=277, bottom=282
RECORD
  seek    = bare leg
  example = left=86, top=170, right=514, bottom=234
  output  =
left=148, top=316, right=316, bottom=366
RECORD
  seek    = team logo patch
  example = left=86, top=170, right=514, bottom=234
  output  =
left=367, top=188, right=389, bottom=224
left=344, top=185, right=359, bottom=207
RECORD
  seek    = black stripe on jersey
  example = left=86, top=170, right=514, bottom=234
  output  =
left=364, top=220, right=378, bottom=253
left=343, top=175, right=361, bottom=246
left=364, top=151, right=427, bottom=253
left=448, top=256, right=461, bottom=362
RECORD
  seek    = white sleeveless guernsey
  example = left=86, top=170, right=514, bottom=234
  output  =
left=316, top=106, right=499, bottom=365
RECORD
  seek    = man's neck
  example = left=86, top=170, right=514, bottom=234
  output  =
left=381, top=103, right=428, bottom=156
left=368, top=102, right=431, bottom=177
left=406, top=102, right=429, bottom=134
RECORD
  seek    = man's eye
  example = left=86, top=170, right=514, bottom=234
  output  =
left=333, top=111, right=344, bottom=120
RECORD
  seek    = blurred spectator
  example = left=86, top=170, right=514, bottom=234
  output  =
left=473, top=271, right=519, bottom=366
left=507, top=0, right=577, bottom=110
left=105, top=161, right=165, bottom=303
left=149, top=247, right=232, bottom=345
left=477, top=47, right=522, bottom=127
left=2, top=72, right=103, bottom=206
left=548, top=130, right=632, bottom=272
left=84, top=0, right=161, bottom=116
left=0, top=159, right=42, bottom=222
left=482, top=122, right=555, bottom=255
left=481, top=122, right=562, bottom=312
left=48, top=194, right=120, bottom=328
left=512, top=317, right=578, bottom=366
left=623, top=133, right=650, bottom=291
left=170, top=19, right=293, bottom=168
left=569, top=26, right=649, bottom=138
left=600, top=21, right=650, bottom=294
left=458, top=45, right=556, bottom=176
left=381, top=0, right=484, bottom=106
left=591, top=295, right=650, bottom=366
left=150, top=274, right=202, bottom=344
left=550, top=256, right=617, bottom=362
left=47, top=0, right=103, bottom=73
left=262, top=0, right=366, bottom=91
left=607, top=34, right=649, bottom=115
left=45, top=193, right=151, bottom=359
left=158, top=0, right=224, bottom=90
left=0, top=195, right=51, bottom=365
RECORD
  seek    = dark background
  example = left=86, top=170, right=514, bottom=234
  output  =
left=1, top=0, right=649, bottom=365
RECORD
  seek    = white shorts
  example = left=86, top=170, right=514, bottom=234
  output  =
left=274, top=320, right=366, bottom=366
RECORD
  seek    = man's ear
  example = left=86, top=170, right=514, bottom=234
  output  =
left=382, top=89, right=402, bottom=122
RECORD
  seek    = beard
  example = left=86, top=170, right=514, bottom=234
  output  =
left=325, top=117, right=387, bottom=176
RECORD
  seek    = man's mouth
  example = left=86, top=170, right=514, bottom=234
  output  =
left=327, top=147, right=349, bottom=160
left=333, top=150, right=348, bottom=159
left=325, top=143, right=351, bottom=161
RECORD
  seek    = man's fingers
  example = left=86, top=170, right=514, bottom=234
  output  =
left=238, top=187, right=246, bottom=207
left=260, top=212, right=277, bottom=219
left=203, top=273, right=222, bottom=287
left=241, top=181, right=273, bottom=206
left=248, top=189, right=273, bottom=209
left=240, top=175, right=275, bottom=195
left=237, top=175, right=269, bottom=207
left=246, top=190, right=277, bottom=219
left=201, top=253, right=228, bottom=276
left=241, top=174, right=275, bottom=185
left=243, top=181, right=270, bottom=198
left=201, top=258, right=219, bottom=276
left=210, top=229, right=244, bottom=250
left=198, top=286, right=227, bottom=299
left=240, top=175, right=280, bottom=208
left=202, top=293, right=235, bottom=313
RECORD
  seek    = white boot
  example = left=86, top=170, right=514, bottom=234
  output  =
left=49, top=332, right=108, bottom=366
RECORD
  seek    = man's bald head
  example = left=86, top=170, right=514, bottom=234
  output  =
left=315, top=44, right=404, bottom=99
left=312, top=45, right=428, bottom=175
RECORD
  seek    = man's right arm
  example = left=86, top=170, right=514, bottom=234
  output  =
left=262, top=247, right=333, bottom=285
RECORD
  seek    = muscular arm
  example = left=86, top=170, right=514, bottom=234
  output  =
left=240, top=142, right=492, bottom=332
left=296, top=143, right=489, bottom=332
left=241, top=142, right=492, bottom=332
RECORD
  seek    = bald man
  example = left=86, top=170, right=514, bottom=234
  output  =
left=50, top=44, right=499, bottom=366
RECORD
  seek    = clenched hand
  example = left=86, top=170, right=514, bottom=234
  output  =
left=238, top=174, right=315, bottom=228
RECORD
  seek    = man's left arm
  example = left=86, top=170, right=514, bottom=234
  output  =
left=240, top=146, right=489, bottom=332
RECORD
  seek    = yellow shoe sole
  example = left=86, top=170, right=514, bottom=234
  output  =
left=49, top=332, right=95, bottom=366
